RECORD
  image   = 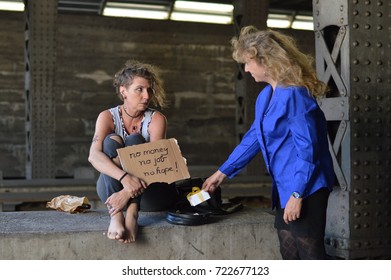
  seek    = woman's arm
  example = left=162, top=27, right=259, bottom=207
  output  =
left=88, top=110, right=125, bottom=181
left=148, top=111, right=167, bottom=142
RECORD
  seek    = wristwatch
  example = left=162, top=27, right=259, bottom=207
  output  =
left=292, top=191, right=302, bottom=199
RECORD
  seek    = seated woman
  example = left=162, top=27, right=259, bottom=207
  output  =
left=88, top=60, right=167, bottom=243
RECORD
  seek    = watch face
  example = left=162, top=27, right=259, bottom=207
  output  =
left=292, top=191, right=301, bottom=198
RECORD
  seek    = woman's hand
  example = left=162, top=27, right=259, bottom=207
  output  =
left=202, top=170, right=226, bottom=193
left=105, top=189, right=131, bottom=216
left=121, top=173, right=148, bottom=197
left=283, top=196, right=303, bottom=224
left=105, top=174, right=147, bottom=216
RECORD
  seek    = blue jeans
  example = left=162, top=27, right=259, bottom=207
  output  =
left=96, top=133, right=146, bottom=208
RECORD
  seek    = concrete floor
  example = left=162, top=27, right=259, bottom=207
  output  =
left=0, top=207, right=281, bottom=260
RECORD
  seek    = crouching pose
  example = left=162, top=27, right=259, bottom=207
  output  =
left=88, top=60, right=167, bottom=243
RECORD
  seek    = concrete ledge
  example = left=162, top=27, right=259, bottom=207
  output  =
left=0, top=207, right=281, bottom=260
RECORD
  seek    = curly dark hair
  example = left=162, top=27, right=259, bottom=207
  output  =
left=113, top=60, right=167, bottom=108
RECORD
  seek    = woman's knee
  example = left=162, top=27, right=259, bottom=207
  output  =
left=125, top=134, right=146, bottom=147
left=103, top=133, right=124, bottom=158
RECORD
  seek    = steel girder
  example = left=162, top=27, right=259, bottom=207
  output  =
left=314, top=0, right=390, bottom=259
left=24, top=0, right=57, bottom=178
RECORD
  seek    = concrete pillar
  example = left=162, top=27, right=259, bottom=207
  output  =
left=232, top=0, right=269, bottom=176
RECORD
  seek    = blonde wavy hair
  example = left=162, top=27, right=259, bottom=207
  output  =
left=231, top=26, right=327, bottom=98
left=113, top=60, right=167, bottom=108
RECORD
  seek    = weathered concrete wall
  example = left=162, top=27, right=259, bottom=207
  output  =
left=0, top=10, right=315, bottom=178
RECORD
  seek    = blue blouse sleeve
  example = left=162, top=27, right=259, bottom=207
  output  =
left=219, top=121, right=261, bottom=178
left=287, top=91, right=321, bottom=195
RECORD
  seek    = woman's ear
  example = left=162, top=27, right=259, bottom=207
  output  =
left=120, top=86, right=127, bottom=99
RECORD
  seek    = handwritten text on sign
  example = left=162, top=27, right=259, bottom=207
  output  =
left=117, top=138, right=190, bottom=185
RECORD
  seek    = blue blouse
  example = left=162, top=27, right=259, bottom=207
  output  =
left=219, top=84, right=334, bottom=208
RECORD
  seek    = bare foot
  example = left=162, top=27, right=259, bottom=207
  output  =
left=107, top=212, right=126, bottom=242
left=124, top=203, right=139, bottom=243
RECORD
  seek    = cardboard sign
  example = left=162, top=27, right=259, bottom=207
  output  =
left=117, top=138, right=190, bottom=185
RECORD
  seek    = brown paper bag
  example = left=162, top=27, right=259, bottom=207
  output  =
left=46, top=195, right=91, bottom=213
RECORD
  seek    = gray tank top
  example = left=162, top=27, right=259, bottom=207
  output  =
left=109, top=106, right=155, bottom=142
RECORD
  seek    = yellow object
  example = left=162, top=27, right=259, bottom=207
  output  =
left=186, top=187, right=211, bottom=206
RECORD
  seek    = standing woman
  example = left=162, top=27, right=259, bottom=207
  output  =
left=88, top=60, right=167, bottom=243
left=202, top=26, right=334, bottom=259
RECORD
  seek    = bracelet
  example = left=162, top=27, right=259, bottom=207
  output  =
left=119, top=172, right=128, bottom=183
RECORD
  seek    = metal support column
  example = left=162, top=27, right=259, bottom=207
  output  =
left=24, top=0, right=58, bottom=179
left=313, top=0, right=390, bottom=259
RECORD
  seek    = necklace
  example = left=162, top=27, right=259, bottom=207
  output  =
left=123, top=105, right=142, bottom=119
left=121, top=106, right=142, bottom=133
